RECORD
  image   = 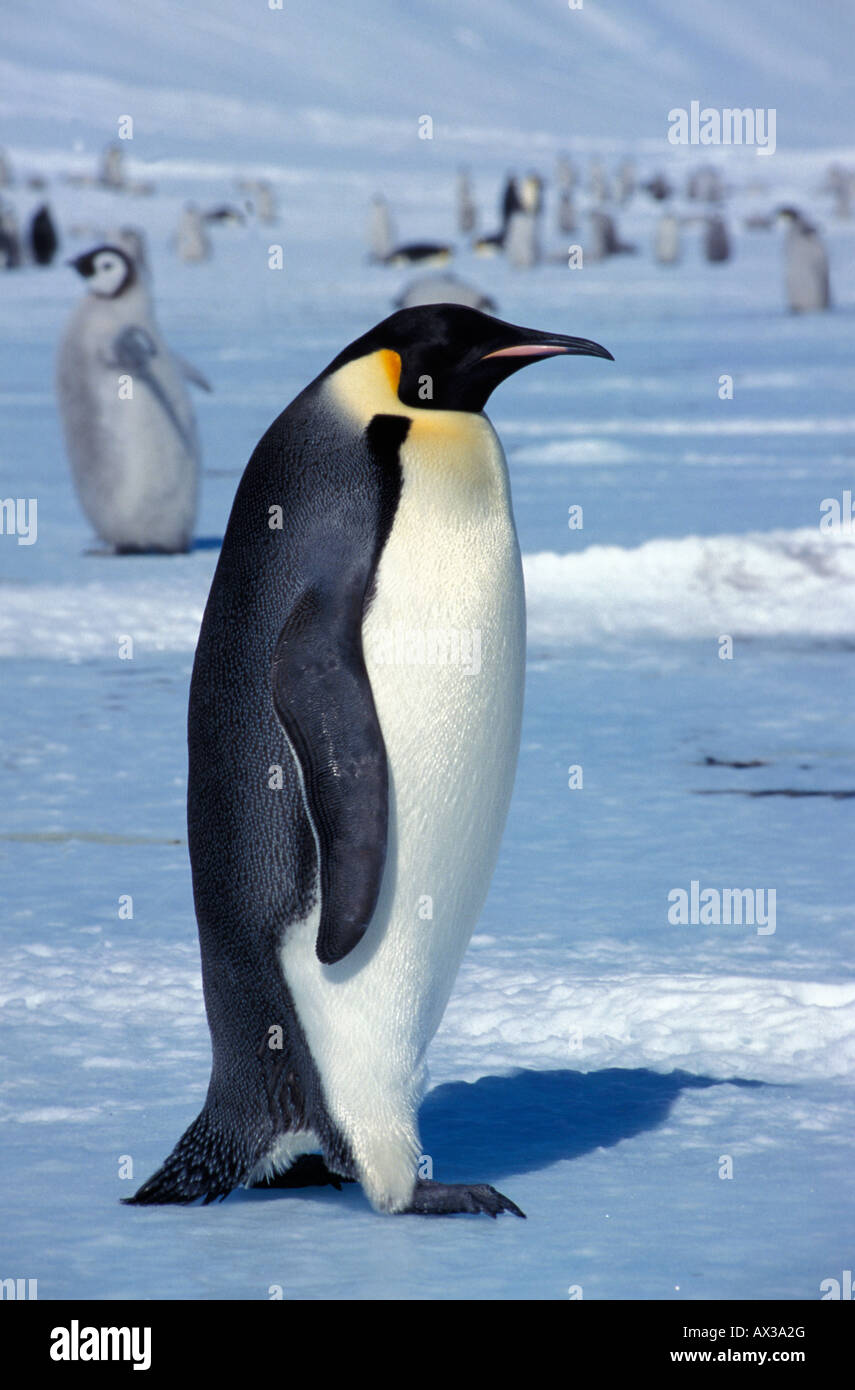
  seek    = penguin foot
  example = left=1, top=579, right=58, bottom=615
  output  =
left=404, top=1179, right=525, bottom=1218
left=251, top=1154, right=354, bottom=1191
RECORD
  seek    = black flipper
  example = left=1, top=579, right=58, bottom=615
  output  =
left=271, top=413, right=410, bottom=966
left=404, top=1180, right=526, bottom=1218
left=108, top=325, right=196, bottom=453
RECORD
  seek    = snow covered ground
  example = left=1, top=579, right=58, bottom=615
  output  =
left=1, top=1, right=853, bottom=1301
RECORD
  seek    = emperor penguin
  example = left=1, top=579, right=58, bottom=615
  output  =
left=703, top=213, right=731, bottom=263
left=654, top=211, right=681, bottom=265
left=253, top=179, right=277, bottom=224
left=56, top=244, right=210, bottom=553
left=175, top=203, right=212, bottom=263
left=557, top=186, right=576, bottom=235
left=99, top=142, right=126, bottom=190
left=616, top=159, right=636, bottom=206
left=368, top=194, right=394, bottom=261
left=588, top=209, right=636, bottom=261
left=777, top=207, right=831, bottom=312
left=504, top=173, right=543, bottom=269
left=455, top=168, right=477, bottom=235
left=474, top=175, right=521, bottom=255
left=126, top=304, right=613, bottom=1217
left=29, top=203, right=59, bottom=265
left=394, top=271, right=496, bottom=312
left=0, top=198, right=22, bottom=269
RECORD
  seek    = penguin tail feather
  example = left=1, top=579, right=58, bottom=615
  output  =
left=123, top=1109, right=246, bottom=1206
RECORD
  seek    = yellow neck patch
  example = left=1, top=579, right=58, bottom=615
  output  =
left=378, top=349, right=402, bottom=395
left=325, top=348, right=507, bottom=499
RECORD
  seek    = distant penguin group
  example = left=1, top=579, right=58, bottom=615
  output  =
left=56, top=243, right=210, bottom=553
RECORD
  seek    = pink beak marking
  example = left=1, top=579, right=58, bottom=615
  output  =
left=481, top=344, right=570, bottom=359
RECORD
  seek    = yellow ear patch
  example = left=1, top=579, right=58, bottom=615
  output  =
left=378, top=349, right=402, bottom=394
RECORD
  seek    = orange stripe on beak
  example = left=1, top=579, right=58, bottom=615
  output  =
left=481, top=345, right=570, bottom=360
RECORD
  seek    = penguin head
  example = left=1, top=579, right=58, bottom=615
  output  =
left=776, top=206, right=813, bottom=234
left=325, top=305, right=613, bottom=413
left=68, top=244, right=135, bottom=298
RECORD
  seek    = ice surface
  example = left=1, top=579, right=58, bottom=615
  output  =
left=0, top=0, right=853, bottom=1302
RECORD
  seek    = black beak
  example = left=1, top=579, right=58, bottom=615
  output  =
left=448, top=318, right=613, bottom=410
left=482, top=334, right=614, bottom=363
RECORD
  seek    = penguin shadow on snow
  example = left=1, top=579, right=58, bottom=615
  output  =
left=418, top=1068, right=763, bottom=1185
left=235, top=1068, right=763, bottom=1209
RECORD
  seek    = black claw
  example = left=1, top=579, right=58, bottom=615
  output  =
left=404, top=1179, right=526, bottom=1218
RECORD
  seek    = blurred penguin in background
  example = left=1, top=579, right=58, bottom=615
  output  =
left=99, top=142, right=126, bottom=190
left=687, top=164, right=724, bottom=203
left=777, top=207, right=831, bottom=312
left=616, top=158, right=636, bottom=205
left=555, top=155, right=576, bottom=234
left=57, top=243, right=210, bottom=553
left=111, top=225, right=153, bottom=287
left=642, top=172, right=673, bottom=203
left=175, top=202, right=211, bottom=263
left=557, top=186, right=576, bottom=234
left=29, top=203, right=59, bottom=265
left=589, top=159, right=610, bottom=203
left=588, top=209, right=636, bottom=261
left=0, top=199, right=22, bottom=269
left=253, top=179, right=277, bottom=224
left=654, top=210, right=681, bottom=265
left=555, top=154, right=576, bottom=193
left=703, top=213, right=731, bottom=263
left=825, top=164, right=853, bottom=220
left=474, top=174, right=520, bottom=254
left=456, top=168, right=477, bottom=235
left=0, top=148, right=12, bottom=188
left=367, top=193, right=453, bottom=268
left=394, top=271, right=496, bottom=312
left=368, top=194, right=394, bottom=261
left=504, top=172, right=543, bottom=268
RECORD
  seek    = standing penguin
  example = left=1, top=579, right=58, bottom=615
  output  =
left=504, top=172, right=542, bottom=269
left=126, top=305, right=613, bottom=1217
left=175, top=203, right=211, bottom=264
left=0, top=198, right=22, bottom=269
left=616, top=159, right=636, bottom=206
left=588, top=209, right=636, bottom=261
left=557, top=186, right=576, bottom=235
left=253, top=179, right=278, bottom=224
left=56, top=244, right=209, bottom=553
left=654, top=211, right=681, bottom=265
left=777, top=207, right=831, bottom=312
left=29, top=203, right=59, bottom=265
left=455, top=168, right=477, bottom=236
left=703, top=213, right=730, bottom=263
left=99, top=142, right=126, bottom=190
left=367, top=194, right=394, bottom=261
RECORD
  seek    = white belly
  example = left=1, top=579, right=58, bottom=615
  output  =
left=279, top=407, right=526, bottom=1209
